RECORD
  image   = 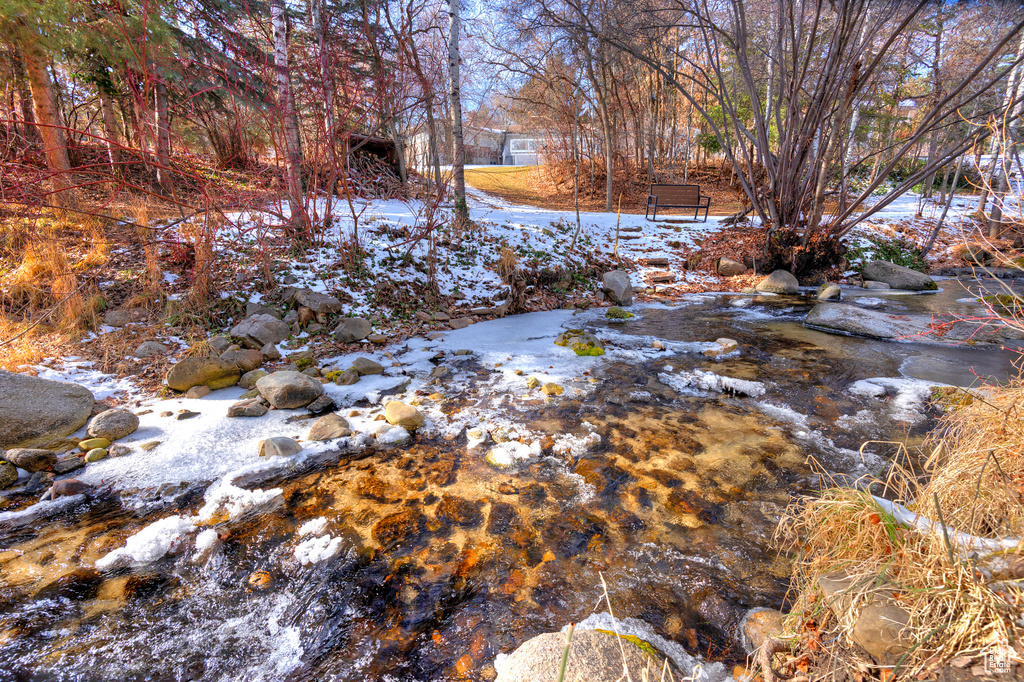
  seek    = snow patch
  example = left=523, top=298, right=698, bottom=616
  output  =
left=96, top=515, right=195, bottom=570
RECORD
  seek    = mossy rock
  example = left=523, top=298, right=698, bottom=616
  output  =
left=978, top=294, right=1022, bottom=317
left=572, top=340, right=604, bottom=356
left=294, top=356, right=314, bottom=370
left=930, top=386, right=974, bottom=411
left=324, top=370, right=342, bottom=383
left=606, top=306, right=634, bottom=320
left=554, top=329, right=585, bottom=347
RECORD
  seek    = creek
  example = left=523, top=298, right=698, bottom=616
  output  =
left=0, top=278, right=1018, bottom=681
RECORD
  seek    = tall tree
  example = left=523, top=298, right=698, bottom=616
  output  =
left=271, top=0, right=310, bottom=240
left=448, top=0, right=469, bottom=227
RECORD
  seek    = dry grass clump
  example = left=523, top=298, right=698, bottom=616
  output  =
left=776, top=481, right=1022, bottom=679
left=918, top=381, right=1024, bottom=538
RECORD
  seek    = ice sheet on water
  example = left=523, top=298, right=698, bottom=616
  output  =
left=95, top=514, right=195, bottom=570
left=849, top=376, right=948, bottom=423
left=658, top=369, right=767, bottom=397
left=294, top=534, right=345, bottom=565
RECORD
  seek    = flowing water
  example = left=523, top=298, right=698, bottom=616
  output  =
left=0, top=278, right=1019, bottom=681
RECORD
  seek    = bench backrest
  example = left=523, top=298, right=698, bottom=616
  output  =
left=650, top=184, right=701, bottom=205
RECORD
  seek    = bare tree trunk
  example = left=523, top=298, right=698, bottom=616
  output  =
left=21, top=32, right=76, bottom=205
left=11, top=54, right=40, bottom=145
left=99, top=89, right=122, bottom=169
left=271, top=0, right=309, bottom=238
left=448, top=0, right=468, bottom=228
left=154, top=78, right=172, bottom=192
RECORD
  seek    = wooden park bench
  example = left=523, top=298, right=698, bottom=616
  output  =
left=645, top=184, right=711, bottom=222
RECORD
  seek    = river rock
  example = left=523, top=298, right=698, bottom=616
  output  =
left=308, top=414, right=352, bottom=441
left=495, top=630, right=667, bottom=682
left=260, top=343, right=281, bottom=361
left=818, top=573, right=912, bottom=663
left=804, top=302, right=932, bottom=340
left=818, top=284, right=841, bottom=301
left=861, top=260, right=937, bottom=291
left=227, top=399, right=269, bottom=418
left=306, top=395, right=336, bottom=414
left=755, top=270, right=799, bottom=294
left=87, top=409, right=140, bottom=441
left=368, top=333, right=387, bottom=344
left=449, top=318, right=470, bottom=330
left=104, top=308, right=145, bottom=327
left=333, top=369, right=361, bottom=386
left=165, top=357, right=240, bottom=392
left=334, top=317, right=372, bottom=343
left=256, top=371, right=324, bottom=409
left=108, top=443, right=131, bottom=458
left=230, top=314, right=291, bottom=349
left=384, top=401, right=424, bottom=429
left=221, top=349, right=263, bottom=372
left=294, top=289, right=343, bottom=315
left=185, top=385, right=211, bottom=399
left=705, top=338, right=739, bottom=358
left=0, top=461, right=17, bottom=489
left=541, top=382, right=563, bottom=396
left=4, top=448, right=56, bottom=473
left=85, top=447, right=108, bottom=462
left=78, top=438, right=110, bottom=451
left=239, top=369, right=269, bottom=390
left=742, top=608, right=786, bottom=652
left=601, top=270, right=633, bottom=306
left=717, top=258, right=747, bottom=276
left=258, top=437, right=302, bottom=458
left=134, top=341, right=168, bottom=358
left=0, top=371, right=95, bottom=450
left=960, top=246, right=992, bottom=265
left=46, top=478, right=93, bottom=500
left=352, top=357, right=384, bottom=376
left=209, top=335, right=233, bottom=353
left=862, top=280, right=891, bottom=290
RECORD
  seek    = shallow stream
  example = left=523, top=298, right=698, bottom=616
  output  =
left=0, top=278, right=1019, bottom=681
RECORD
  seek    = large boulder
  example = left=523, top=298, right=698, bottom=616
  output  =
left=220, top=348, right=263, bottom=372
left=0, top=461, right=16, bottom=489
left=496, top=630, right=668, bottom=682
left=601, top=270, right=633, bottom=306
left=861, top=260, right=937, bottom=291
left=755, top=269, right=799, bottom=294
left=87, top=409, right=140, bottom=441
left=165, top=357, right=241, bottom=392
left=258, top=437, right=302, bottom=457
left=255, top=371, right=324, bottom=409
left=0, top=371, right=94, bottom=449
left=352, top=357, right=384, bottom=376
left=293, top=289, right=343, bottom=315
left=334, top=317, right=372, bottom=343
left=804, top=303, right=932, bottom=341
left=230, top=314, right=291, bottom=349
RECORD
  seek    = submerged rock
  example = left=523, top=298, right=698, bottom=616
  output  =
left=496, top=630, right=668, bottom=682
left=0, top=371, right=95, bottom=450
left=817, top=283, right=841, bottom=301
left=804, top=302, right=932, bottom=341
left=861, top=260, right=937, bottom=291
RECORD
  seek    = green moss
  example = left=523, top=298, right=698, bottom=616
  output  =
left=572, top=341, right=604, bottom=356
left=978, top=294, right=1022, bottom=317
left=595, top=630, right=661, bottom=659
left=294, top=356, right=313, bottom=370
left=554, top=329, right=584, bottom=347
left=930, top=386, right=974, bottom=411
left=605, top=306, right=634, bottom=320
left=324, top=370, right=342, bottom=382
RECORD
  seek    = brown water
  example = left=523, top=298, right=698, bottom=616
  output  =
left=0, top=279, right=1018, bottom=681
